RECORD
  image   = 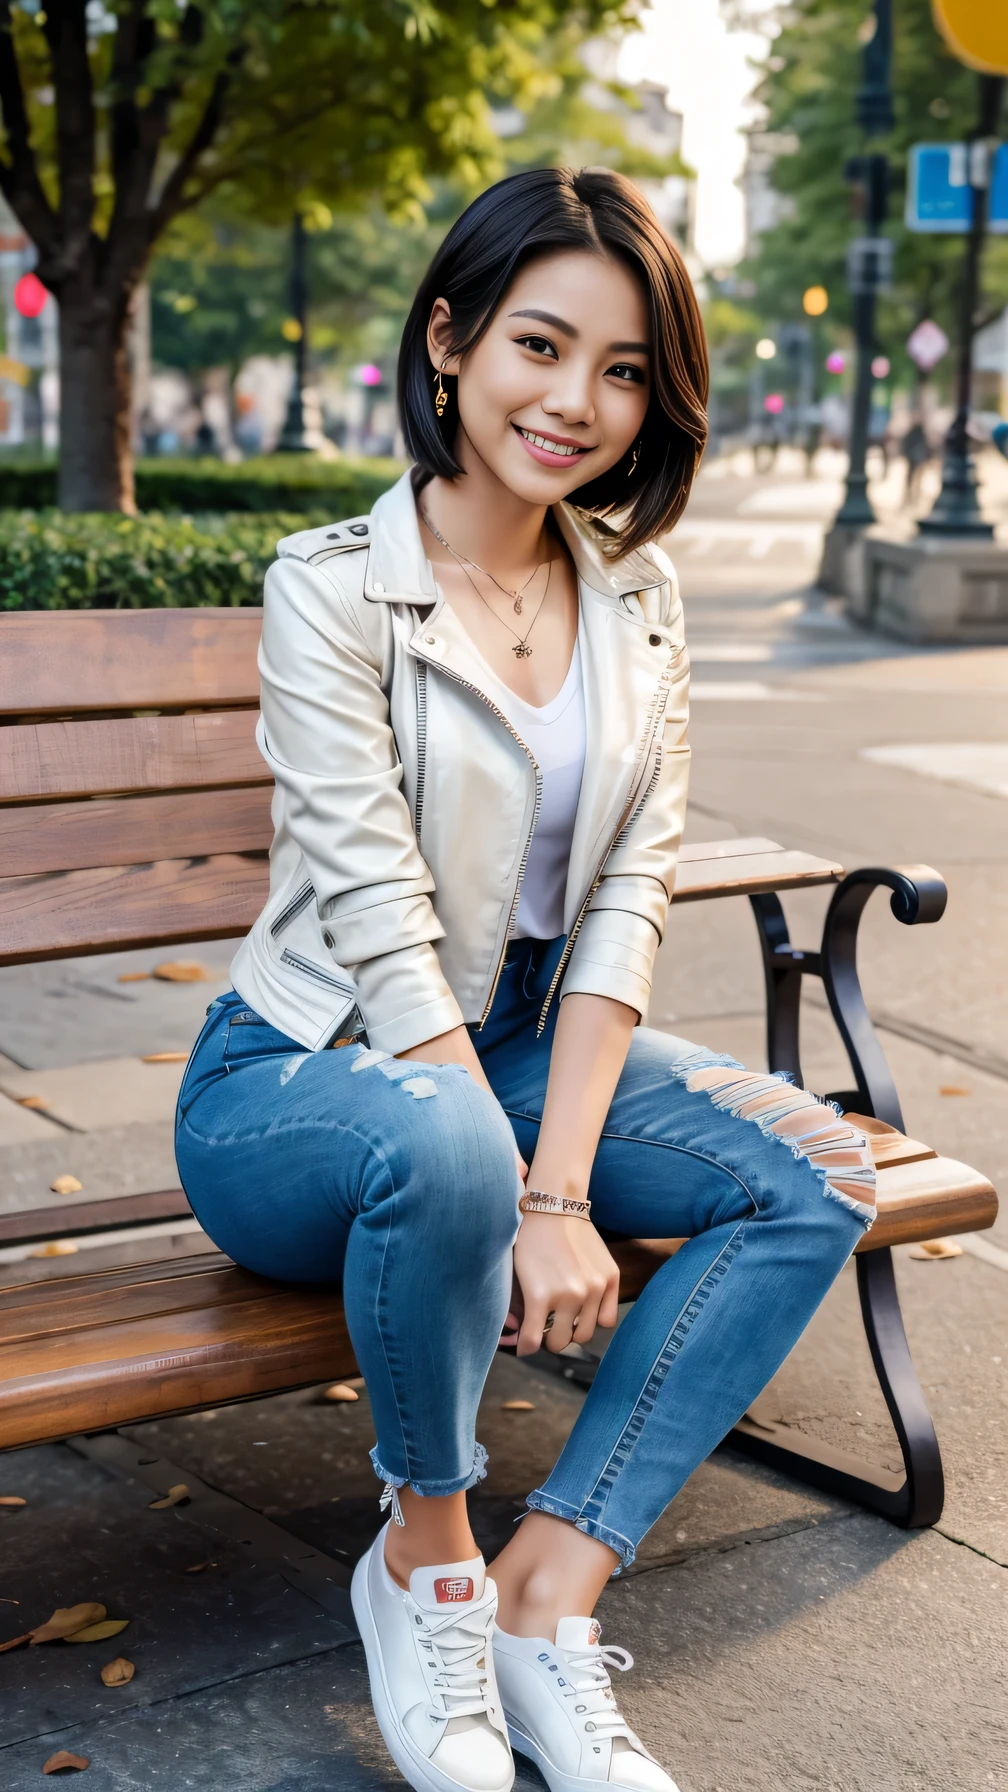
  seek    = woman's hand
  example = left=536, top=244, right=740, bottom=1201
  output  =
left=505, top=1212, right=620, bottom=1357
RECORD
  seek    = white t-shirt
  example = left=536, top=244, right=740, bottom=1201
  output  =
left=480, top=642, right=586, bottom=941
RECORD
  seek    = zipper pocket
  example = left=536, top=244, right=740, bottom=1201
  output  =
left=270, top=879, right=315, bottom=939
left=280, top=948, right=356, bottom=996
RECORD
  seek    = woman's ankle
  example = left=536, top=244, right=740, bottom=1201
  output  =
left=381, top=1486, right=479, bottom=1588
left=491, top=1513, right=617, bottom=1636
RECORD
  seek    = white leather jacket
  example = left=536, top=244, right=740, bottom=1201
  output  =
left=230, top=469, right=691, bottom=1055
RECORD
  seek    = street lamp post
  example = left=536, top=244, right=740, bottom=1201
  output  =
left=277, top=211, right=310, bottom=454
left=919, top=74, right=1004, bottom=538
left=834, top=0, right=893, bottom=530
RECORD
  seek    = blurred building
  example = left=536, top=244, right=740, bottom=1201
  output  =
left=739, top=130, right=797, bottom=259
left=0, top=196, right=59, bottom=448
left=574, top=39, right=696, bottom=253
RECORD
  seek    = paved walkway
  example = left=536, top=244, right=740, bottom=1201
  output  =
left=1, top=459, right=1006, bottom=1791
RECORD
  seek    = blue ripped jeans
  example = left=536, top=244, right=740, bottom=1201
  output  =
left=175, top=937, right=875, bottom=1570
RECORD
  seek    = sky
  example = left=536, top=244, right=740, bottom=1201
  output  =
left=617, top=0, right=779, bottom=269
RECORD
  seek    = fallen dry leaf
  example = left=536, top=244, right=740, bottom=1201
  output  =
left=500, top=1400, right=535, bottom=1412
left=184, top=1560, right=217, bottom=1574
left=141, top=1052, right=189, bottom=1063
left=323, top=1383, right=359, bottom=1403
left=30, top=1240, right=79, bottom=1258
left=117, top=971, right=150, bottom=982
left=66, top=1619, right=129, bottom=1643
left=0, top=1495, right=26, bottom=1508
left=43, top=1752, right=90, bottom=1773
left=152, top=960, right=212, bottom=983
left=148, top=1483, right=189, bottom=1510
left=939, top=1085, right=971, bottom=1097
left=909, top=1238, right=964, bottom=1260
left=50, top=1175, right=83, bottom=1195
left=16, top=1095, right=48, bottom=1109
left=29, top=1604, right=105, bottom=1646
left=100, top=1656, right=135, bottom=1687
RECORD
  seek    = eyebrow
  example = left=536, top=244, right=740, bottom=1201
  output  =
left=509, top=309, right=649, bottom=355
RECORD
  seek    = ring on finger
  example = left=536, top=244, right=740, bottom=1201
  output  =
left=543, top=1312, right=556, bottom=1334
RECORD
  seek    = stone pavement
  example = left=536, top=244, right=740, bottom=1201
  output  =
left=1, top=455, right=1006, bottom=1791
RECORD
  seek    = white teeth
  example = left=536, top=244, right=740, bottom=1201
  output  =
left=518, top=427, right=584, bottom=457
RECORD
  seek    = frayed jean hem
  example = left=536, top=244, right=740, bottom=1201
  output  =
left=523, top=1489, right=636, bottom=1574
left=369, top=1440, right=489, bottom=1500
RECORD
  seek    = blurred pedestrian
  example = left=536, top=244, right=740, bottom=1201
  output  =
left=900, top=418, right=931, bottom=507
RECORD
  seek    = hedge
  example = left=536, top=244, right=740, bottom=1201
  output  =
left=0, top=453, right=403, bottom=514
left=0, top=510, right=341, bottom=610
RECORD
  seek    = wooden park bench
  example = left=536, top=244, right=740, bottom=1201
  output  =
left=0, top=606, right=997, bottom=1554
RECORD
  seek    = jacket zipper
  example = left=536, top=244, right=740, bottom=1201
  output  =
left=417, top=653, right=542, bottom=1026
left=414, top=660, right=428, bottom=844
left=280, top=947, right=356, bottom=996
left=269, top=879, right=314, bottom=939
left=535, top=647, right=683, bottom=1035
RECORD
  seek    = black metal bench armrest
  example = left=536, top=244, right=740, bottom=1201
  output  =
left=820, top=865, right=947, bottom=1130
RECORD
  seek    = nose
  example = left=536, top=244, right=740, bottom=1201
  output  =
left=541, top=356, right=596, bottom=429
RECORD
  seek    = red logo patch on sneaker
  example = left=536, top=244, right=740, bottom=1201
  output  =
left=588, top=1621, right=602, bottom=1645
left=434, top=1576, right=474, bottom=1603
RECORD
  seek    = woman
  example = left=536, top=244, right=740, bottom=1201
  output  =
left=176, top=168, right=876, bottom=1792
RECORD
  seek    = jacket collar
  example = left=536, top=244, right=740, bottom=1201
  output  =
left=363, top=468, right=666, bottom=605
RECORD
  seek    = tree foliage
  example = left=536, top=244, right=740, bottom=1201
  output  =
left=0, top=0, right=641, bottom=507
left=729, top=0, right=1008, bottom=381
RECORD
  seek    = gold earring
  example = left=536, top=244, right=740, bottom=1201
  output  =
left=628, top=440, right=640, bottom=476
left=434, top=361, right=448, bottom=419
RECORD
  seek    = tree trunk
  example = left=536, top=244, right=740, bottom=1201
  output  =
left=58, top=296, right=135, bottom=513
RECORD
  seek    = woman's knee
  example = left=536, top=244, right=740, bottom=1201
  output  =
left=683, top=1064, right=877, bottom=1229
left=369, top=1057, right=520, bottom=1244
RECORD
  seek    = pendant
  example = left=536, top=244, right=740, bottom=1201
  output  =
left=512, top=642, right=533, bottom=659
left=513, top=595, right=523, bottom=615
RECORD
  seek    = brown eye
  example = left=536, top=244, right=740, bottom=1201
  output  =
left=609, top=363, right=646, bottom=384
left=516, top=334, right=558, bottom=360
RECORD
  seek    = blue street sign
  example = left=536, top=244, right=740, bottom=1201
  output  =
left=906, top=142, right=1008, bottom=233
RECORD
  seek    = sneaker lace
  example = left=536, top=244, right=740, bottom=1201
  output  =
left=414, top=1593, right=497, bottom=1723
left=559, top=1641, right=636, bottom=1742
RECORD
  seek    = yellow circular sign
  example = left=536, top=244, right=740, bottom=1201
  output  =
left=802, top=285, right=829, bottom=317
left=932, top=0, right=1008, bottom=75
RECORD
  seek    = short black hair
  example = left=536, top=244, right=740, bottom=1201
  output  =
left=398, top=166, right=708, bottom=556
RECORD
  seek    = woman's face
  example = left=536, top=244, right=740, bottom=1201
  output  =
left=429, top=250, right=651, bottom=504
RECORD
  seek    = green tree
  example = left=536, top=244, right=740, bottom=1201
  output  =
left=148, top=61, right=690, bottom=440
left=728, top=0, right=1008, bottom=385
left=0, top=0, right=638, bottom=513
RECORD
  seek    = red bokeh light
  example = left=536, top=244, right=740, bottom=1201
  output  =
left=14, top=272, right=48, bottom=319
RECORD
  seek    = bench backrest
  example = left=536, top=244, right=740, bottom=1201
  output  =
left=0, top=609, right=271, bottom=967
left=1, top=607, right=846, bottom=971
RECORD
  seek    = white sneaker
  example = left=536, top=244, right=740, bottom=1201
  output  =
left=351, top=1522, right=514, bottom=1792
left=493, top=1616, right=679, bottom=1792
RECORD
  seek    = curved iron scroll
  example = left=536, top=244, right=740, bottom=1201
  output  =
left=819, top=865, right=947, bottom=1131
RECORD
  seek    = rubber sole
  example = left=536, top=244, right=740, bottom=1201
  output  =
left=507, top=1719, right=679, bottom=1792
left=351, top=1547, right=514, bottom=1792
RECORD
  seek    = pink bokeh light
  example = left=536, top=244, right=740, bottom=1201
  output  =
left=764, top=393, right=785, bottom=415
left=14, top=272, right=47, bottom=319
left=825, top=350, right=845, bottom=374
left=358, top=363, right=383, bottom=387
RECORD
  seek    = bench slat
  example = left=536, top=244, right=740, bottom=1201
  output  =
left=672, top=848, right=843, bottom=901
left=1, top=710, right=265, bottom=805
left=0, top=787, right=274, bottom=877
left=0, top=609, right=262, bottom=719
left=0, top=853, right=269, bottom=965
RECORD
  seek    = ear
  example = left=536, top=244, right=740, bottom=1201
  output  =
left=426, top=298, right=462, bottom=377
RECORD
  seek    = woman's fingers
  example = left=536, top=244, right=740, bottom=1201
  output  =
left=598, top=1265, right=621, bottom=1332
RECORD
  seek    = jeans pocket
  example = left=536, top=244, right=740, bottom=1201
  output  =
left=221, top=1010, right=301, bottom=1068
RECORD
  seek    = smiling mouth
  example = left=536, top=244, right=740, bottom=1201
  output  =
left=514, top=425, right=592, bottom=459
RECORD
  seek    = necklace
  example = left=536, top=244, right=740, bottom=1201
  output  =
left=420, top=507, right=552, bottom=658
left=421, top=509, right=547, bottom=615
